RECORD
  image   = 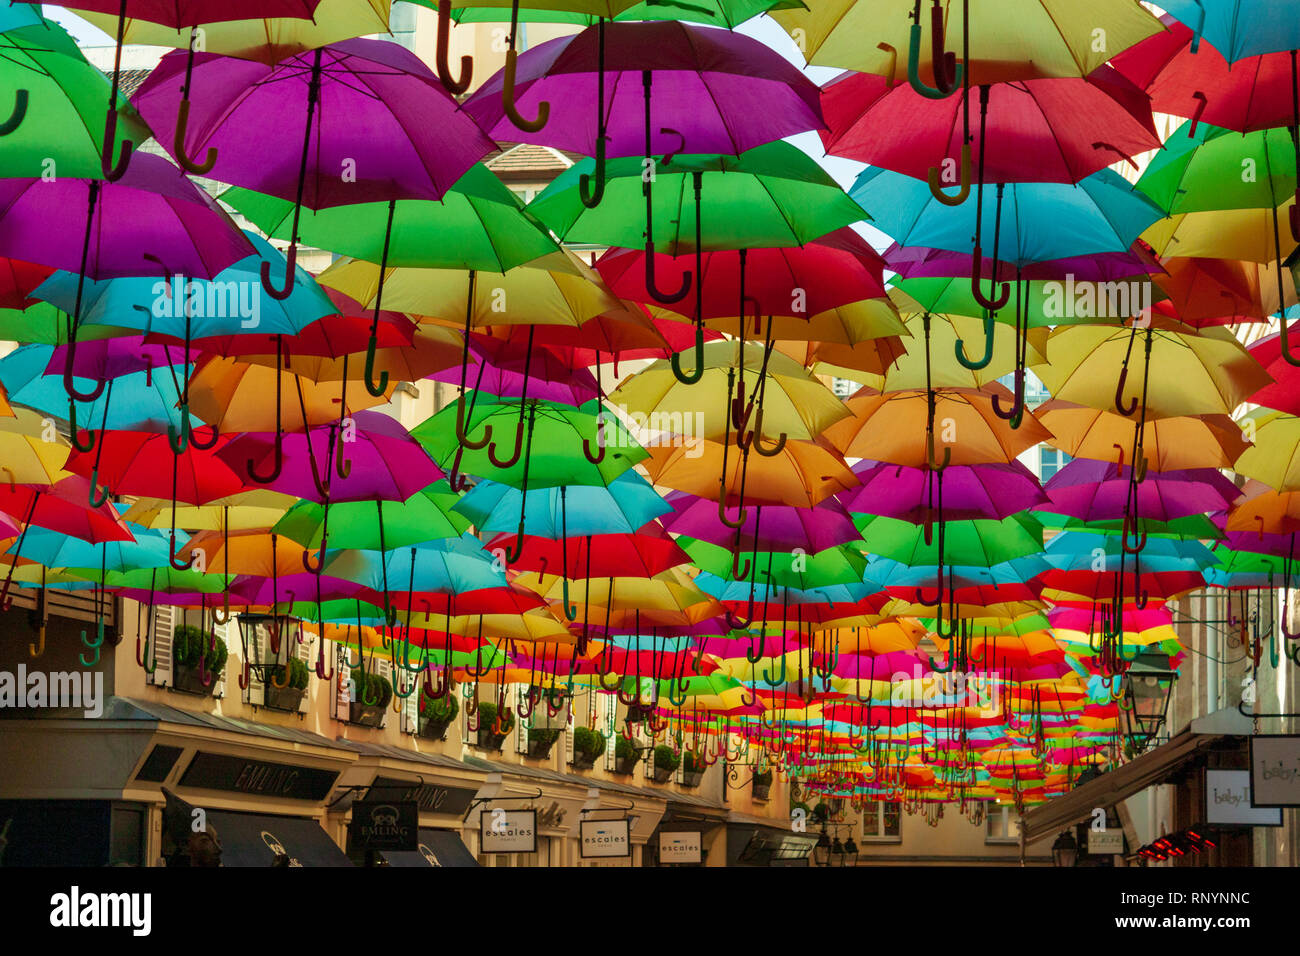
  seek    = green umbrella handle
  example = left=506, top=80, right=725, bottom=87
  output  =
left=952, top=311, right=995, bottom=370
left=68, top=399, right=97, bottom=453
left=436, top=0, right=473, bottom=94
left=0, top=89, right=26, bottom=136
left=79, top=629, right=102, bottom=669
left=670, top=323, right=706, bottom=385
left=761, top=655, right=785, bottom=687
left=906, top=1, right=962, bottom=100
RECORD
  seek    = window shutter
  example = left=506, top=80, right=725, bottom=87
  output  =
left=375, top=657, right=392, bottom=729
left=247, top=624, right=265, bottom=707
left=516, top=685, right=527, bottom=754
left=400, top=667, right=419, bottom=735
left=604, top=695, right=616, bottom=771
left=334, top=642, right=351, bottom=720
left=148, top=605, right=173, bottom=686
left=296, top=628, right=314, bottom=714
left=211, top=618, right=229, bottom=699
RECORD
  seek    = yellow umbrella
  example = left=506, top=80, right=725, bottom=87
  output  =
left=0, top=408, right=74, bottom=485
left=1233, top=409, right=1300, bottom=491
left=777, top=336, right=909, bottom=379
left=609, top=340, right=851, bottom=444
left=121, top=492, right=299, bottom=531
left=851, top=312, right=1048, bottom=391
left=1142, top=199, right=1298, bottom=263
left=1032, top=324, right=1272, bottom=420
left=403, top=610, right=578, bottom=645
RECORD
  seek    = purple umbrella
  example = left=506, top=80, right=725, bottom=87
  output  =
left=1036, top=459, right=1244, bottom=522
left=464, top=20, right=823, bottom=342
left=838, top=460, right=1046, bottom=522
left=1222, top=530, right=1300, bottom=557
left=885, top=242, right=1164, bottom=283
left=430, top=333, right=600, bottom=406
left=47, top=337, right=178, bottom=381
left=661, top=490, right=861, bottom=561
left=215, top=410, right=443, bottom=504
left=0, top=153, right=255, bottom=401
left=132, top=37, right=496, bottom=313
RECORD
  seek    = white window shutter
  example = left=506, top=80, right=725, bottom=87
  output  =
left=516, top=685, right=527, bottom=754
left=335, top=642, right=352, bottom=719
left=376, top=657, right=392, bottom=728
left=400, top=667, right=419, bottom=734
left=248, top=624, right=265, bottom=707
left=604, top=695, right=616, bottom=770
left=211, top=620, right=227, bottom=699
left=296, top=628, right=314, bottom=714
left=148, top=605, right=173, bottom=686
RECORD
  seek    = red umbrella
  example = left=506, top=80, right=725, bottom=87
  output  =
left=487, top=527, right=690, bottom=580
left=0, top=257, right=53, bottom=310
left=1248, top=327, right=1300, bottom=414
left=63, top=428, right=245, bottom=505
left=0, top=475, right=133, bottom=543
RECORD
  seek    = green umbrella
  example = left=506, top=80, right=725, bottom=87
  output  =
left=219, top=164, right=562, bottom=272
left=891, top=275, right=1158, bottom=330
left=1135, top=123, right=1296, bottom=216
left=856, top=513, right=1045, bottom=568
left=412, top=395, right=646, bottom=491
left=273, top=482, right=470, bottom=552
left=444, top=0, right=804, bottom=28
left=680, top=537, right=867, bottom=588
left=0, top=303, right=132, bottom=345
left=0, top=20, right=148, bottom=178
left=528, top=141, right=868, bottom=383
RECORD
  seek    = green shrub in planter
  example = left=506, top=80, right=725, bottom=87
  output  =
left=613, top=735, right=642, bottom=774
left=474, top=701, right=514, bottom=749
left=172, top=625, right=228, bottom=694
left=571, top=726, right=606, bottom=768
left=752, top=769, right=773, bottom=799
left=348, top=671, right=392, bottom=727
left=812, top=801, right=831, bottom=824
left=681, top=750, right=707, bottom=786
left=652, top=744, right=680, bottom=782
left=262, top=657, right=309, bottom=711
left=418, top=690, right=458, bottom=739
left=527, top=726, right=562, bottom=758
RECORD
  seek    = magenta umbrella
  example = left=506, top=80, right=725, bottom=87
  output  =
left=884, top=242, right=1165, bottom=283
left=0, top=153, right=254, bottom=402
left=47, top=337, right=176, bottom=381
left=133, top=38, right=496, bottom=300
left=1036, top=459, right=1244, bottom=523
left=429, top=332, right=601, bottom=407
left=661, top=491, right=862, bottom=556
left=215, top=410, right=443, bottom=504
left=838, top=460, right=1047, bottom=523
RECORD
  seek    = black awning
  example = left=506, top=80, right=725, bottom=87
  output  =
left=382, top=828, right=479, bottom=867
left=204, top=811, right=352, bottom=867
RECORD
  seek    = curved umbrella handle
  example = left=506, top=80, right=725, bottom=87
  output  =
left=101, top=107, right=133, bottom=182
left=187, top=419, right=220, bottom=450
left=173, top=98, right=217, bottom=175
left=717, top=492, right=747, bottom=530
left=970, top=245, right=1011, bottom=310
left=363, top=330, right=389, bottom=398
left=0, top=89, right=28, bottom=136
left=927, top=143, right=971, bottom=206
left=562, top=576, right=579, bottom=621
left=579, top=135, right=607, bottom=209
left=645, top=241, right=692, bottom=305
left=487, top=419, right=525, bottom=468
left=1187, top=91, right=1209, bottom=137
left=581, top=413, right=606, bottom=464
left=447, top=445, right=471, bottom=492
left=907, top=6, right=961, bottom=99
left=504, top=526, right=527, bottom=564
left=79, top=629, right=103, bottom=669
left=167, top=404, right=192, bottom=455
left=876, top=43, right=899, bottom=88
left=455, top=393, right=493, bottom=450
left=990, top=367, right=1023, bottom=426
left=670, top=323, right=705, bottom=385
left=260, top=243, right=297, bottom=301
left=751, top=417, right=788, bottom=459
left=926, top=429, right=951, bottom=472
left=169, top=530, right=197, bottom=571
left=435, top=0, right=473, bottom=94
left=732, top=547, right=751, bottom=582
left=247, top=429, right=284, bottom=484
left=68, top=400, right=98, bottom=454
left=761, top=655, right=785, bottom=687
left=63, top=338, right=107, bottom=402
left=502, top=47, right=548, bottom=133
left=88, top=469, right=112, bottom=508
left=1114, top=366, right=1138, bottom=416
left=953, top=310, right=995, bottom=370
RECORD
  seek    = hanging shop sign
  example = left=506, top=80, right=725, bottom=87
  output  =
left=658, top=830, right=703, bottom=864
left=1249, top=735, right=1300, bottom=808
left=479, top=809, right=537, bottom=853
left=368, top=776, right=478, bottom=816
left=1206, top=769, right=1283, bottom=825
left=580, top=818, right=631, bottom=858
left=1085, top=829, right=1125, bottom=854
left=349, top=800, right=419, bottom=851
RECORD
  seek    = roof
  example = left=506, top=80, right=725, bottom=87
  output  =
left=104, top=68, right=152, bottom=101
left=486, top=143, right=579, bottom=176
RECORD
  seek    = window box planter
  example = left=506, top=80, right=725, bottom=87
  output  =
left=347, top=672, right=392, bottom=728
left=349, top=701, right=386, bottom=728
left=752, top=771, right=773, bottom=801
left=418, top=714, right=454, bottom=740
left=473, top=702, right=514, bottom=751
left=171, top=626, right=227, bottom=697
left=571, top=726, right=606, bottom=770
left=526, top=727, right=561, bottom=759
left=681, top=770, right=705, bottom=788
left=262, top=659, right=309, bottom=713
left=680, top=752, right=707, bottom=788
left=651, top=745, right=680, bottom=784
left=418, top=691, right=458, bottom=741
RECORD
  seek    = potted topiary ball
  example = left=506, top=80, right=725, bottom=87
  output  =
left=752, top=768, right=773, bottom=801
left=526, top=726, right=562, bottom=759
left=652, top=744, right=681, bottom=783
left=263, top=657, right=309, bottom=712
left=681, top=750, right=707, bottom=788
left=474, top=701, right=514, bottom=750
left=349, top=671, right=392, bottom=727
left=570, top=726, right=606, bottom=769
left=613, top=735, right=642, bottom=775
left=172, top=625, right=228, bottom=696
left=418, top=688, right=458, bottom=740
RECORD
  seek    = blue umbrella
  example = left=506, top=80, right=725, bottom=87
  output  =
left=1161, top=0, right=1300, bottom=61
left=454, top=470, right=671, bottom=540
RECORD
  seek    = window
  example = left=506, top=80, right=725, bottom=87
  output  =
left=1038, top=446, right=1071, bottom=482
left=986, top=806, right=1021, bottom=844
left=831, top=377, right=859, bottom=399
left=861, top=801, right=901, bottom=843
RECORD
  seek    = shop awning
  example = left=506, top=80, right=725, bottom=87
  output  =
left=726, top=822, right=816, bottom=866
left=204, top=810, right=353, bottom=867
left=382, top=828, right=479, bottom=867
left=1021, top=707, right=1252, bottom=843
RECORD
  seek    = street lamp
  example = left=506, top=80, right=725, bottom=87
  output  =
left=1051, top=830, right=1078, bottom=868
left=840, top=836, right=859, bottom=867
left=812, top=824, right=831, bottom=866
left=1119, top=653, right=1178, bottom=754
